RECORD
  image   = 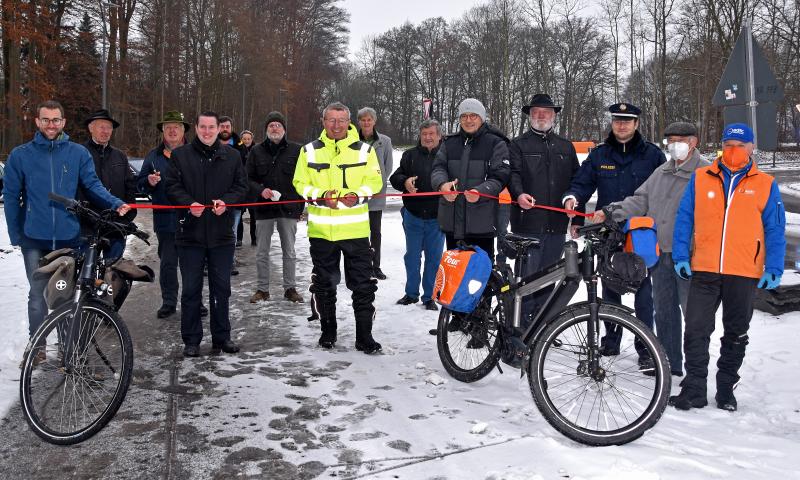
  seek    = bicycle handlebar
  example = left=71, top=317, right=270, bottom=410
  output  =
left=48, top=192, right=150, bottom=244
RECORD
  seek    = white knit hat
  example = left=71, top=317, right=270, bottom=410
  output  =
left=457, top=98, right=487, bottom=122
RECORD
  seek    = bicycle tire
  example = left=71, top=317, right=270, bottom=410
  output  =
left=20, top=300, right=134, bottom=445
left=528, top=304, right=670, bottom=446
left=437, top=293, right=502, bottom=383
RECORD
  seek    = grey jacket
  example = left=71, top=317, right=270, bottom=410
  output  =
left=611, top=149, right=710, bottom=253
left=362, top=131, right=393, bottom=211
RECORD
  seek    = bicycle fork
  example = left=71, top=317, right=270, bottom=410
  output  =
left=582, top=244, right=605, bottom=381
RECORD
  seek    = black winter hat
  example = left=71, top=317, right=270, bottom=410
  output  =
left=264, top=111, right=287, bottom=131
left=663, top=122, right=698, bottom=137
left=522, top=93, right=562, bottom=114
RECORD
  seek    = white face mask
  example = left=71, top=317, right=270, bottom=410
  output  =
left=667, top=142, right=690, bottom=161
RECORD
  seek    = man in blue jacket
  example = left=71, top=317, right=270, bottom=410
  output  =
left=137, top=111, right=191, bottom=319
left=3, top=100, right=130, bottom=342
left=563, top=102, right=665, bottom=368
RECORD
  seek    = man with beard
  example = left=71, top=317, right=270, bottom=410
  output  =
left=82, top=109, right=138, bottom=259
left=563, top=102, right=665, bottom=370
left=3, top=100, right=130, bottom=347
left=247, top=111, right=305, bottom=304
left=165, top=111, right=248, bottom=357
left=508, top=93, right=581, bottom=329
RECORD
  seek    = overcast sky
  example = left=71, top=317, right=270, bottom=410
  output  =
left=342, top=0, right=484, bottom=59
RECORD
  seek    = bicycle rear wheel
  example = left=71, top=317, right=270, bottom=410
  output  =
left=437, top=293, right=502, bottom=383
left=20, top=300, right=134, bottom=445
left=528, top=304, right=670, bottom=446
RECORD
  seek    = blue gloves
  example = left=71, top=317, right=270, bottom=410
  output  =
left=758, top=272, right=781, bottom=290
left=674, top=261, right=692, bottom=280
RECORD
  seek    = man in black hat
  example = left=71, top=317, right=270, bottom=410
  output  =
left=508, top=93, right=582, bottom=330
left=137, top=111, right=191, bottom=319
left=563, top=103, right=665, bottom=369
left=83, top=109, right=138, bottom=259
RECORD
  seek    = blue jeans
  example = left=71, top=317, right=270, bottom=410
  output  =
left=402, top=208, right=445, bottom=302
left=21, top=247, right=50, bottom=338
left=103, top=238, right=126, bottom=261
left=651, top=252, right=690, bottom=374
left=177, top=244, right=235, bottom=346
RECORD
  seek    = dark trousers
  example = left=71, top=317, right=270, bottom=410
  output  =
left=682, top=272, right=758, bottom=394
left=309, top=237, right=377, bottom=325
left=519, top=233, right=565, bottom=327
left=602, top=275, right=654, bottom=355
left=237, top=208, right=258, bottom=244
left=651, top=253, right=690, bottom=374
left=156, top=231, right=179, bottom=308
left=495, top=204, right=511, bottom=263
left=445, top=234, right=495, bottom=262
left=369, top=210, right=383, bottom=270
left=177, top=244, right=235, bottom=346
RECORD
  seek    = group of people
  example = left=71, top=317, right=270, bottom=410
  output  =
left=3, top=93, right=785, bottom=414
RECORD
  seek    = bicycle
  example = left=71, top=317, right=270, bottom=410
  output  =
left=19, top=193, right=152, bottom=445
left=436, top=207, right=671, bottom=446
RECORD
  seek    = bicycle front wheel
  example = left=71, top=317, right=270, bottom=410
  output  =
left=528, top=304, right=670, bottom=446
left=20, top=300, right=134, bottom=445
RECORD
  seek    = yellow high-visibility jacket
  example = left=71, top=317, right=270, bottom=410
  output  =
left=293, top=125, right=384, bottom=241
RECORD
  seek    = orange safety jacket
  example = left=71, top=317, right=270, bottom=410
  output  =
left=691, top=159, right=774, bottom=278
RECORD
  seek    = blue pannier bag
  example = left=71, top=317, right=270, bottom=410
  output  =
left=623, top=217, right=660, bottom=268
left=433, top=245, right=493, bottom=313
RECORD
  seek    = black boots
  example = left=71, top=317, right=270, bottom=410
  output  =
left=318, top=319, right=337, bottom=349
left=715, top=385, right=738, bottom=411
left=669, top=387, right=708, bottom=410
left=355, top=321, right=382, bottom=354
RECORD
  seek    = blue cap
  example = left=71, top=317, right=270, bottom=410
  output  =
left=609, top=102, right=641, bottom=118
left=721, top=123, right=754, bottom=143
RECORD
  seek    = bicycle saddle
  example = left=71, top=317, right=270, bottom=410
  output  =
left=499, top=233, right=540, bottom=259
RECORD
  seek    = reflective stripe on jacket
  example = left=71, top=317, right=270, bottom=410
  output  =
left=293, top=125, right=383, bottom=241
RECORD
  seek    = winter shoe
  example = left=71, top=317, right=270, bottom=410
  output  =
left=669, top=388, right=708, bottom=410
left=424, top=300, right=438, bottom=311
left=250, top=290, right=270, bottom=303
left=428, top=328, right=438, bottom=336
left=183, top=345, right=200, bottom=358
left=284, top=288, right=304, bottom=303
left=200, top=304, right=209, bottom=317
left=374, top=268, right=387, bottom=280
left=157, top=305, right=176, bottom=318
left=318, top=320, right=337, bottom=349
left=638, top=355, right=656, bottom=377
left=599, top=339, right=620, bottom=356
left=396, top=295, right=419, bottom=305
left=715, top=387, right=738, bottom=411
left=446, top=315, right=465, bottom=333
left=231, top=268, right=239, bottom=276
left=355, top=322, right=382, bottom=354
left=211, top=340, right=240, bottom=354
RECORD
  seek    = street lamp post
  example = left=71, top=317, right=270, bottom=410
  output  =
left=99, top=1, right=120, bottom=109
left=241, top=73, right=251, bottom=130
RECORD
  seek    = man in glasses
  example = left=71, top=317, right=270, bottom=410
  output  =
left=3, top=100, right=130, bottom=347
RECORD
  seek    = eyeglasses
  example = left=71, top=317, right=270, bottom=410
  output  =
left=39, top=118, right=64, bottom=126
left=460, top=113, right=480, bottom=121
left=323, top=118, right=349, bottom=125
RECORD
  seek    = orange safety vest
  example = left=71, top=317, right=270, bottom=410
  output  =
left=691, top=159, right=774, bottom=279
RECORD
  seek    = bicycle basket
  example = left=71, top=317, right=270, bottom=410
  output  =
left=599, top=251, right=647, bottom=295
left=33, top=255, right=77, bottom=309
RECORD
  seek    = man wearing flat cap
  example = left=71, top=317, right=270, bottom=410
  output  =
left=137, top=110, right=191, bottom=319
left=591, top=121, right=709, bottom=376
left=563, top=102, right=666, bottom=369
left=82, top=109, right=138, bottom=259
left=508, top=93, right=582, bottom=329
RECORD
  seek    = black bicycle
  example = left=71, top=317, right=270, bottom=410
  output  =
left=436, top=208, right=671, bottom=446
left=19, top=193, right=152, bottom=445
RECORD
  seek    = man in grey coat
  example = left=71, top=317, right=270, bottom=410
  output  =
left=591, top=121, right=710, bottom=377
left=358, top=107, right=393, bottom=280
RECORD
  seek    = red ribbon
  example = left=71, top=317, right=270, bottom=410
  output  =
left=127, top=190, right=593, bottom=218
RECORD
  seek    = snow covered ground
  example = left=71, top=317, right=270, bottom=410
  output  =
left=1, top=148, right=800, bottom=478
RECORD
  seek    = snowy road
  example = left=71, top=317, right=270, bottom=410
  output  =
left=1, top=206, right=799, bottom=479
